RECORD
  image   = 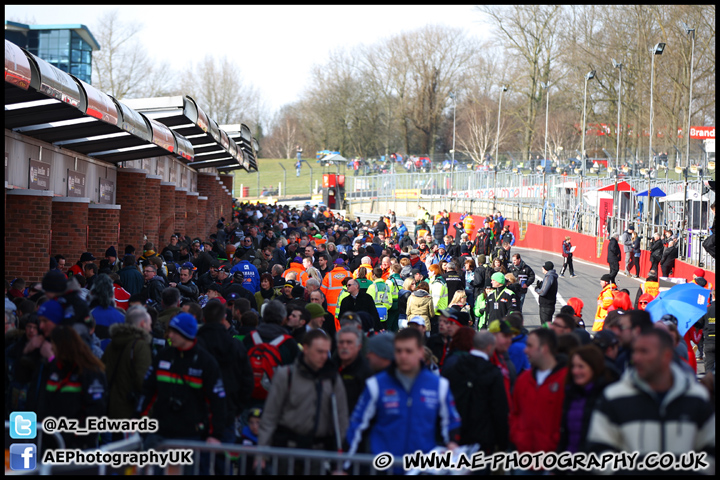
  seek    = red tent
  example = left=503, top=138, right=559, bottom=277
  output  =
left=598, top=181, right=635, bottom=192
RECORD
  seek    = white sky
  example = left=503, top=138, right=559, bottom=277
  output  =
left=5, top=5, right=491, bottom=115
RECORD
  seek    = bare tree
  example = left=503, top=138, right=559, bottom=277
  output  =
left=91, top=10, right=158, bottom=99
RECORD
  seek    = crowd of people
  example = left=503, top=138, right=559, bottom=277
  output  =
left=3, top=201, right=715, bottom=474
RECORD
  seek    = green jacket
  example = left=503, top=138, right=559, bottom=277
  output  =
left=101, top=323, right=153, bottom=420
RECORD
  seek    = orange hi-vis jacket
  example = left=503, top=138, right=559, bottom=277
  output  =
left=353, top=264, right=375, bottom=281
left=381, top=267, right=391, bottom=281
left=321, top=266, right=351, bottom=327
left=283, top=261, right=308, bottom=287
left=462, top=215, right=475, bottom=234
left=593, top=283, right=617, bottom=331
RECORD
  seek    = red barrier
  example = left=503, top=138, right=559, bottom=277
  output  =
left=478, top=219, right=714, bottom=286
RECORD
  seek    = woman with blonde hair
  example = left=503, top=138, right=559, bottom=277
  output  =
left=406, top=281, right=434, bottom=330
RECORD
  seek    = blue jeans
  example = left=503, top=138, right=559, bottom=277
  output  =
left=517, top=293, right=526, bottom=311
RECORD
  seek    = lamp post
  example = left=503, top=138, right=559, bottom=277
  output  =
left=450, top=92, right=456, bottom=204
left=494, top=85, right=508, bottom=210
left=648, top=42, right=665, bottom=170
left=580, top=70, right=595, bottom=211
left=540, top=82, right=550, bottom=213
left=681, top=22, right=695, bottom=170
left=612, top=59, right=623, bottom=176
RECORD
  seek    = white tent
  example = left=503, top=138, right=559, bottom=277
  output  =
left=658, top=189, right=709, bottom=202
left=583, top=189, right=613, bottom=208
left=321, top=153, right=347, bottom=163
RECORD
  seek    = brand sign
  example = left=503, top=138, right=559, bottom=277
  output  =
left=690, top=126, right=715, bottom=139
left=67, top=169, right=86, bottom=197
left=29, top=159, right=51, bottom=190
left=99, top=178, right=114, bottom=204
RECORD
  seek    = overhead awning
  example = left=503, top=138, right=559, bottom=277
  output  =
left=123, top=96, right=257, bottom=172
left=635, top=187, right=666, bottom=197
left=658, top=190, right=709, bottom=202
left=598, top=181, right=635, bottom=192
left=4, top=39, right=194, bottom=165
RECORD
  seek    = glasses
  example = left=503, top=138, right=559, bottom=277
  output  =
left=143, top=270, right=154, bottom=274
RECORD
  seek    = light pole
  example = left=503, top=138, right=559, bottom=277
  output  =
left=580, top=70, right=595, bottom=179
left=612, top=59, right=623, bottom=175
left=681, top=22, right=695, bottom=170
left=540, top=82, right=550, bottom=165
left=449, top=91, right=456, bottom=204
left=648, top=42, right=665, bottom=170
left=494, top=85, right=507, bottom=210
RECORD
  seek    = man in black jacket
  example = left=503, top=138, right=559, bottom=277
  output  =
left=222, top=270, right=258, bottom=311
left=444, top=262, right=464, bottom=302
left=138, top=312, right=226, bottom=474
left=534, top=261, right=558, bottom=328
left=140, top=264, right=166, bottom=306
left=607, top=233, right=622, bottom=284
left=339, top=278, right=381, bottom=333
left=442, top=330, right=508, bottom=459
left=509, top=253, right=535, bottom=311
left=648, top=233, right=664, bottom=274
left=170, top=266, right=199, bottom=303
left=660, top=239, right=678, bottom=277
left=197, top=300, right=254, bottom=473
left=335, top=326, right=373, bottom=412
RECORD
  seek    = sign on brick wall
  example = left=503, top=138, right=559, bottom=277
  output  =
left=99, top=178, right=114, bottom=204
left=29, top=159, right=51, bottom=190
left=67, top=169, right=86, bottom=197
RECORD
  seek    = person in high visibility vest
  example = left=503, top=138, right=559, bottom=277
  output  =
left=334, top=277, right=351, bottom=321
left=462, top=214, right=475, bottom=239
left=367, top=267, right=394, bottom=331
left=593, top=274, right=617, bottom=332
left=282, top=256, right=308, bottom=287
left=385, top=265, right=403, bottom=332
left=321, top=258, right=352, bottom=319
left=633, top=273, right=660, bottom=309
left=691, top=268, right=713, bottom=292
left=428, top=264, right=448, bottom=316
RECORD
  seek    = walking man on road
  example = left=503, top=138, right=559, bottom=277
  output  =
left=607, top=233, right=622, bottom=284
left=534, top=261, right=558, bottom=328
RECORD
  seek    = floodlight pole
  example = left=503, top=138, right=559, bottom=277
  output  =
left=683, top=24, right=695, bottom=170
left=494, top=85, right=507, bottom=211
left=648, top=43, right=665, bottom=171
left=580, top=71, right=595, bottom=212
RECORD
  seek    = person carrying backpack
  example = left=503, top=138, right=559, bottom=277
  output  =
left=243, top=300, right=299, bottom=407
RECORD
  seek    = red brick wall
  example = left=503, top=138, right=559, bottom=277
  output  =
left=144, top=176, right=162, bottom=248
left=51, top=198, right=89, bottom=266
left=174, top=188, right=187, bottom=237
left=88, top=205, right=121, bottom=260
left=117, top=169, right=147, bottom=251
left=219, top=174, right=234, bottom=195
left=197, top=174, right=217, bottom=237
left=197, top=197, right=208, bottom=242
left=5, top=191, right=53, bottom=282
left=186, top=193, right=199, bottom=240
left=159, top=183, right=176, bottom=243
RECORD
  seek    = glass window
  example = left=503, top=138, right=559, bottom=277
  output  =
left=71, top=49, right=81, bottom=63
left=82, top=51, right=92, bottom=64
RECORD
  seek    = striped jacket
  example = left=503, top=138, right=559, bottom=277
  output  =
left=586, top=363, right=714, bottom=473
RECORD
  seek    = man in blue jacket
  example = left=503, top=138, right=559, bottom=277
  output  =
left=346, top=328, right=461, bottom=473
left=230, top=258, right=260, bottom=294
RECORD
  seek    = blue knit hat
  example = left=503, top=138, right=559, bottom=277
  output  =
left=168, top=312, right=198, bottom=340
left=37, top=299, right=63, bottom=325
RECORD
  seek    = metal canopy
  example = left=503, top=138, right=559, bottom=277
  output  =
left=4, top=39, right=194, bottom=165
left=123, top=96, right=257, bottom=172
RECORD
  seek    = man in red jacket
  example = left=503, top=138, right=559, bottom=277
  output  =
left=510, top=328, right=567, bottom=473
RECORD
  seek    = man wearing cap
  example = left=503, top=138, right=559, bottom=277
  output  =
left=283, top=256, right=309, bottom=287
left=68, top=251, right=96, bottom=278
left=691, top=268, right=713, bottom=291
left=104, top=246, right=121, bottom=274
left=593, top=274, right=617, bottom=332
left=408, top=249, right=428, bottom=278
left=486, top=272, right=519, bottom=325
left=321, top=259, right=351, bottom=320
left=593, top=330, right=621, bottom=383
left=139, top=312, right=227, bottom=473
left=534, top=261, right=559, bottom=328
left=407, top=315, right=429, bottom=337
left=197, top=259, right=221, bottom=294
left=607, top=233, right=622, bottom=284
left=191, top=240, right=216, bottom=278
left=339, top=278, right=381, bottom=333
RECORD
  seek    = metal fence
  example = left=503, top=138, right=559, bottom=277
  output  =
left=344, top=170, right=714, bottom=269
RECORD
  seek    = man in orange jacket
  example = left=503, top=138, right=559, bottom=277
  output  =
left=353, top=256, right=374, bottom=281
left=593, top=274, right=617, bottom=332
left=283, top=256, right=308, bottom=287
left=321, top=259, right=352, bottom=321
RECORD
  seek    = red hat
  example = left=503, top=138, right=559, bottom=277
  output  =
left=694, top=268, right=705, bottom=278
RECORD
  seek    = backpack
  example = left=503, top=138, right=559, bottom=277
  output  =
left=248, top=331, right=293, bottom=400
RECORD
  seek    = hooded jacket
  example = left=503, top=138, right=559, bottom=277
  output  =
left=258, top=354, right=348, bottom=447
left=607, top=238, right=622, bottom=263
left=102, top=323, right=153, bottom=419
left=586, top=363, right=714, bottom=473
left=405, top=289, right=434, bottom=330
